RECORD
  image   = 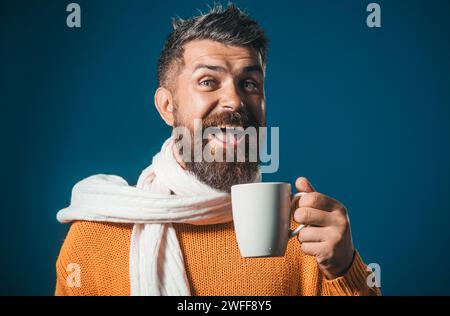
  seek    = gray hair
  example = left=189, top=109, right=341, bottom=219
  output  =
left=157, top=3, right=268, bottom=88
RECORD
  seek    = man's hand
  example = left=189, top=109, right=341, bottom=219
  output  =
left=293, top=177, right=355, bottom=280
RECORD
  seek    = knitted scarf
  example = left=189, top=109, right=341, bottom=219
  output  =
left=57, top=137, right=261, bottom=295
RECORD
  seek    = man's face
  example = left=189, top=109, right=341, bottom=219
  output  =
left=168, top=39, right=266, bottom=192
left=172, top=39, right=265, bottom=131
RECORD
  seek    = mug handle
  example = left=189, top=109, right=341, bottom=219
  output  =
left=289, top=192, right=307, bottom=238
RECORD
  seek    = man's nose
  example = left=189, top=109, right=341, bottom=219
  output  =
left=219, top=83, right=244, bottom=111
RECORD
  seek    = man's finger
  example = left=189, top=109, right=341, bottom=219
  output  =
left=298, top=192, right=343, bottom=212
left=300, top=241, right=324, bottom=257
left=294, top=207, right=332, bottom=226
left=295, top=177, right=315, bottom=193
left=297, top=226, right=327, bottom=242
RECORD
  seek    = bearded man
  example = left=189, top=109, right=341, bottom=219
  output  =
left=55, top=4, right=380, bottom=296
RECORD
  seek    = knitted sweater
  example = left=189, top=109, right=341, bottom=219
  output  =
left=55, top=221, right=380, bottom=296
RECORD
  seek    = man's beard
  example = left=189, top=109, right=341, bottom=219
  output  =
left=173, top=108, right=261, bottom=193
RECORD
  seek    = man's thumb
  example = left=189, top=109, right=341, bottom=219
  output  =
left=295, top=177, right=315, bottom=193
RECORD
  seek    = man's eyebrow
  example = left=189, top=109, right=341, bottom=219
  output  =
left=192, top=63, right=264, bottom=76
left=192, top=64, right=227, bottom=73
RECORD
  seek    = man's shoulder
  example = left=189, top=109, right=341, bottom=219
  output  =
left=68, top=220, right=133, bottom=238
left=57, top=221, right=133, bottom=263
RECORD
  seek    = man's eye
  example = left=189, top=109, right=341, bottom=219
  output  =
left=243, top=80, right=259, bottom=92
left=199, top=79, right=216, bottom=87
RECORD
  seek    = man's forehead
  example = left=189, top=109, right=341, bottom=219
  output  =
left=182, top=39, right=263, bottom=70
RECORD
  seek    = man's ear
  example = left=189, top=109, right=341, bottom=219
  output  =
left=154, top=87, right=175, bottom=126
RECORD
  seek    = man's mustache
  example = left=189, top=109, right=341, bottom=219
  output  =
left=201, top=110, right=260, bottom=130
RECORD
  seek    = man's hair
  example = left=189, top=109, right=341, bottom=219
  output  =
left=157, top=3, right=268, bottom=88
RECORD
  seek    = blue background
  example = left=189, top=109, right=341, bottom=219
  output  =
left=1, top=0, right=449, bottom=295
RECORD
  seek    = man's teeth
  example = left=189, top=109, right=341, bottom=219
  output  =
left=214, top=131, right=235, bottom=143
left=213, top=128, right=238, bottom=144
left=207, top=125, right=246, bottom=145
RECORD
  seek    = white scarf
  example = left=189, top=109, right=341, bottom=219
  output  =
left=57, top=137, right=261, bottom=296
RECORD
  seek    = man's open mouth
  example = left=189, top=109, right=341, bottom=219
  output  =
left=207, top=125, right=246, bottom=147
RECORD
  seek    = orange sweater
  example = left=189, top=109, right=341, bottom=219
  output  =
left=55, top=221, right=380, bottom=296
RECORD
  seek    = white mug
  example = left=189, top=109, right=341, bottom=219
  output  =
left=231, top=182, right=305, bottom=258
